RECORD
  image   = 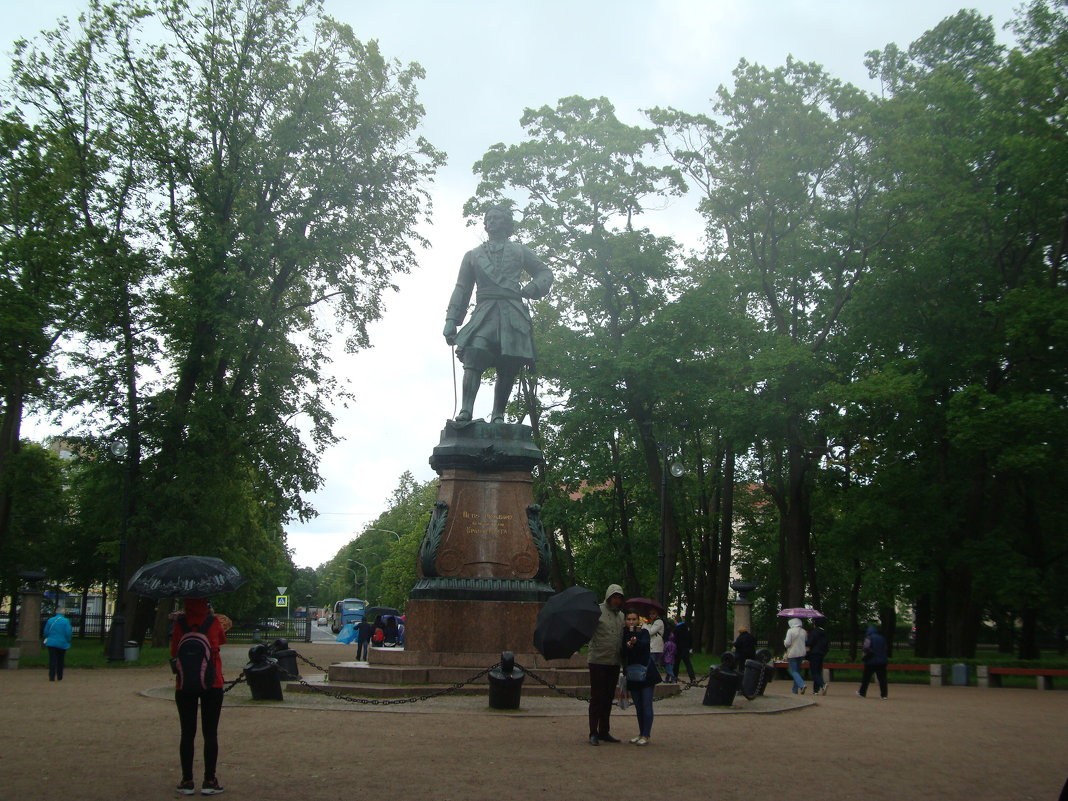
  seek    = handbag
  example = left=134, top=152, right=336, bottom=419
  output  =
left=615, top=672, right=630, bottom=709
left=625, top=662, right=648, bottom=683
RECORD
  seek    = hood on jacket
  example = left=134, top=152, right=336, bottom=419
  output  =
left=603, top=584, right=624, bottom=604
left=788, top=617, right=802, bottom=628
left=866, top=624, right=879, bottom=636
left=183, top=597, right=211, bottom=624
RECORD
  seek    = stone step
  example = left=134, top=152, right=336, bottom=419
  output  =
left=366, top=649, right=587, bottom=670
left=287, top=676, right=681, bottom=701
left=328, top=661, right=590, bottom=686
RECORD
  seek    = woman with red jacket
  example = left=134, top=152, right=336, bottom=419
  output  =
left=169, top=598, right=227, bottom=795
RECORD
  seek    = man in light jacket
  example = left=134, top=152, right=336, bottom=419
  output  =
left=586, top=584, right=625, bottom=745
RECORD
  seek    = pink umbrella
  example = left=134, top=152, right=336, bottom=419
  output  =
left=777, top=607, right=824, bottom=618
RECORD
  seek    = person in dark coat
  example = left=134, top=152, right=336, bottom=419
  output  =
left=622, top=609, right=661, bottom=745
left=857, top=624, right=889, bottom=699
left=806, top=618, right=830, bottom=695
left=733, top=626, right=757, bottom=665
left=671, top=620, right=696, bottom=683
left=355, top=617, right=374, bottom=662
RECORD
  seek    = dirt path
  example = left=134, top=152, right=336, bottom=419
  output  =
left=1, top=643, right=1065, bottom=801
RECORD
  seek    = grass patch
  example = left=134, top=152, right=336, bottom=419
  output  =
left=0, top=637, right=172, bottom=669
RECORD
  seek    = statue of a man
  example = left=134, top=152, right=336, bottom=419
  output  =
left=443, top=205, right=553, bottom=423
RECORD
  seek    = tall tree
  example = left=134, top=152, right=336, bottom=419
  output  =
left=10, top=0, right=443, bottom=638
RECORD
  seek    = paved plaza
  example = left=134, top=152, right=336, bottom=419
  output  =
left=1, top=642, right=1065, bottom=800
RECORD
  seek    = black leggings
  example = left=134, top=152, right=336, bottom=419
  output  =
left=175, top=688, right=223, bottom=781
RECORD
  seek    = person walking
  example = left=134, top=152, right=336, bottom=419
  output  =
left=170, top=598, right=227, bottom=795
left=671, top=620, right=696, bottom=683
left=586, top=584, right=625, bottom=745
left=622, top=608, right=661, bottom=745
left=806, top=618, right=830, bottom=695
left=42, top=610, right=72, bottom=681
left=857, top=624, right=890, bottom=700
left=784, top=617, right=808, bottom=694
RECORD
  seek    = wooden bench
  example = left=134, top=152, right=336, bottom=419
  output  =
left=773, top=660, right=941, bottom=686
left=977, top=666, right=1068, bottom=690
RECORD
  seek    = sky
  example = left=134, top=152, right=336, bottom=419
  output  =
left=4, top=0, right=1018, bottom=568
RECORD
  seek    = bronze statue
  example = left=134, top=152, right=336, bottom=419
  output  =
left=443, top=206, right=553, bottom=423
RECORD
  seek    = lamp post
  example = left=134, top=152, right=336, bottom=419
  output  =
left=657, top=447, right=685, bottom=611
left=348, top=558, right=368, bottom=599
left=106, top=437, right=131, bottom=662
left=365, top=528, right=401, bottom=541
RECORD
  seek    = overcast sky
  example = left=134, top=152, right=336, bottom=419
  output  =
left=5, top=0, right=1017, bottom=568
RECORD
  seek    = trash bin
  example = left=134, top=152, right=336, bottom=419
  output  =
left=245, top=645, right=283, bottom=701
left=741, top=658, right=772, bottom=700
left=124, top=641, right=140, bottom=662
left=951, top=662, right=969, bottom=686
left=487, top=651, right=524, bottom=710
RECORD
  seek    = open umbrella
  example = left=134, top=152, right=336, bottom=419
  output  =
left=776, top=607, right=824, bottom=619
left=533, top=585, right=601, bottom=660
left=624, top=597, right=665, bottom=618
left=127, top=555, right=247, bottom=599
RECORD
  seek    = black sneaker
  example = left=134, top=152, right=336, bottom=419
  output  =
left=599, top=734, right=621, bottom=743
left=176, top=779, right=195, bottom=795
left=201, top=777, right=224, bottom=795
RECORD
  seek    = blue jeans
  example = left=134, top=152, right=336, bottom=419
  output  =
left=631, top=684, right=654, bottom=737
left=788, top=657, right=806, bottom=692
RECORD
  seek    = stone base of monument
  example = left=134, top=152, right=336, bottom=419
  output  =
left=287, top=421, right=691, bottom=702
left=295, top=650, right=680, bottom=700
left=403, top=598, right=541, bottom=654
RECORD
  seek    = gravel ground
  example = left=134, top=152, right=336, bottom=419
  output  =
left=1, top=642, right=1065, bottom=801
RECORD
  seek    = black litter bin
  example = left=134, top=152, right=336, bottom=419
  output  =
left=741, top=658, right=772, bottom=699
left=487, top=651, right=524, bottom=710
left=245, top=645, right=283, bottom=701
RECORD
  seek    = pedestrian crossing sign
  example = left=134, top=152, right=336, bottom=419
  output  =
left=275, top=595, right=288, bottom=607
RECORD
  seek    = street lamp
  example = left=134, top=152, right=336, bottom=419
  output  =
left=348, top=558, right=369, bottom=599
left=364, top=528, right=401, bottom=541
left=657, top=448, right=685, bottom=611
left=106, top=437, right=131, bottom=662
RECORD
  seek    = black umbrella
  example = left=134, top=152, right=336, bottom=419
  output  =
left=533, top=585, right=601, bottom=660
left=127, top=555, right=247, bottom=599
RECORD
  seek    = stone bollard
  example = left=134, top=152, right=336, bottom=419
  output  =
left=976, top=665, right=990, bottom=688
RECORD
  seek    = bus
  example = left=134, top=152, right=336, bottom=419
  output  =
left=330, top=598, right=368, bottom=634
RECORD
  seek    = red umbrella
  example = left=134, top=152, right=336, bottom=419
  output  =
left=624, top=597, right=665, bottom=617
left=777, top=607, right=824, bottom=618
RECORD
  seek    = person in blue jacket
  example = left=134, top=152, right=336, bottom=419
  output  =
left=43, top=610, right=73, bottom=681
left=857, top=624, right=889, bottom=699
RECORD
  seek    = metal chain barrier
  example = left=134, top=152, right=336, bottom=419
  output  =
left=271, top=651, right=495, bottom=706
left=222, top=671, right=247, bottom=694
left=265, top=650, right=710, bottom=707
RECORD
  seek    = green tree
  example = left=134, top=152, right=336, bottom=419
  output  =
left=467, top=95, right=691, bottom=607
left=10, top=0, right=443, bottom=640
